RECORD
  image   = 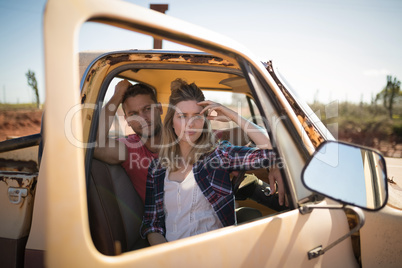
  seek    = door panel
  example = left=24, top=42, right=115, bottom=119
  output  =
left=43, top=0, right=357, bottom=266
left=119, top=200, right=358, bottom=267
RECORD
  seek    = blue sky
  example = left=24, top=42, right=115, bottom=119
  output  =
left=1, top=0, right=401, bottom=104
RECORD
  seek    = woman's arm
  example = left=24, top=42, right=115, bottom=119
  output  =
left=217, top=141, right=277, bottom=171
left=141, top=162, right=167, bottom=244
left=198, top=100, right=272, bottom=149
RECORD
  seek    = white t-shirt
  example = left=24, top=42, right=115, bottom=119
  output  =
left=164, top=169, right=223, bottom=242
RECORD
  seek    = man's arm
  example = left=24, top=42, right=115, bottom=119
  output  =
left=94, top=80, right=131, bottom=164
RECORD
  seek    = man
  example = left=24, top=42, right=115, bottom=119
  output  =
left=94, top=79, right=161, bottom=202
left=94, top=79, right=288, bottom=208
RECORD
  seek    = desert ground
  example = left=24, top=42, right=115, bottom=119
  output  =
left=0, top=109, right=42, bottom=140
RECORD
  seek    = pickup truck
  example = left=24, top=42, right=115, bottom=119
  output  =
left=0, top=0, right=401, bottom=267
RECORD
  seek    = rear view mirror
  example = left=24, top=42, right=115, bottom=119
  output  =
left=302, top=141, right=388, bottom=211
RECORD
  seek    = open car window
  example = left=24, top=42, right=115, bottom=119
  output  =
left=78, top=17, right=297, bottom=256
left=87, top=62, right=291, bottom=252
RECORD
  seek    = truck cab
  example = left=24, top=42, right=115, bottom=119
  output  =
left=0, top=0, right=401, bottom=267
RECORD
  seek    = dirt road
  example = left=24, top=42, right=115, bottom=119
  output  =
left=386, top=157, right=402, bottom=209
left=386, top=158, right=402, bottom=183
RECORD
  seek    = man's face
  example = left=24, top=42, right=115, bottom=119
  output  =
left=123, top=94, right=162, bottom=138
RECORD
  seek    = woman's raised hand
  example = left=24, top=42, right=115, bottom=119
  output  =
left=199, top=100, right=271, bottom=149
left=198, top=100, right=236, bottom=123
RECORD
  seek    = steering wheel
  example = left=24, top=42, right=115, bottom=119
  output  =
left=231, top=141, right=255, bottom=194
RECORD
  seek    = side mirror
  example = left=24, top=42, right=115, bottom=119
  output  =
left=302, top=141, right=388, bottom=211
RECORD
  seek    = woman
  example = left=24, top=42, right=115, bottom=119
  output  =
left=141, top=78, right=278, bottom=245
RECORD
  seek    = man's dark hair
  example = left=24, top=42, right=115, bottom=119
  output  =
left=122, top=83, right=157, bottom=104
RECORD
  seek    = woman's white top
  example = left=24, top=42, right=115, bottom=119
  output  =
left=164, top=169, right=223, bottom=242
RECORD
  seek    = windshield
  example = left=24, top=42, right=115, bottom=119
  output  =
left=265, top=61, right=336, bottom=149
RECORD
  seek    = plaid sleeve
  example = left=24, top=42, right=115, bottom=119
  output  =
left=140, top=160, right=165, bottom=238
left=217, top=140, right=278, bottom=171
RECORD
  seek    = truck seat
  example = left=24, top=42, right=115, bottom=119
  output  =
left=87, top=159, right=149, bottom=255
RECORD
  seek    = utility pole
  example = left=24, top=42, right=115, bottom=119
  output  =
left=150, top=4, right=169, bottom=49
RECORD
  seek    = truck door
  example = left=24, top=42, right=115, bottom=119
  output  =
left=41, top=0, right=360, bottom=267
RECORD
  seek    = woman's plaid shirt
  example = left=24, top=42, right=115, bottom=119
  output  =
left=140, top=141, right=278, bottom=239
